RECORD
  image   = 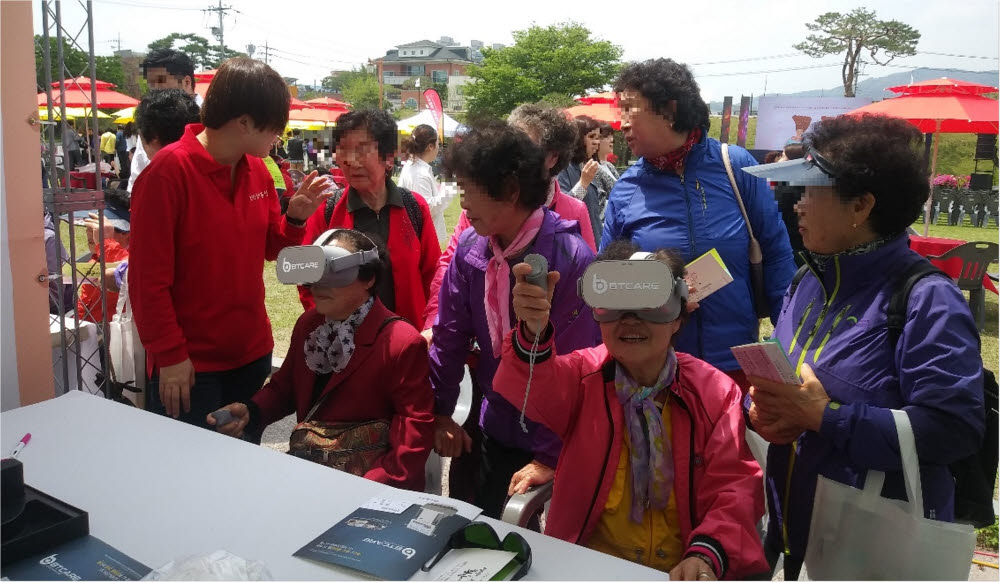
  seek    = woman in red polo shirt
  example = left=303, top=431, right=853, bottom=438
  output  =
left=129, top=57, right=330, bottom=439
left=299, top=109, right=440, bottom=328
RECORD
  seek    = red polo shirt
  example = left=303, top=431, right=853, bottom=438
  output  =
left=130, top=124, right=306, bottom=372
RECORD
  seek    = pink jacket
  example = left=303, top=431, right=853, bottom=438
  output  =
left=494, top=324, right=769, bottom=580
left=421, top=184, right=596, bottom=330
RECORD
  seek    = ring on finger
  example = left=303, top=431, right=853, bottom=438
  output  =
left=697, top=572, right=711, bottom=580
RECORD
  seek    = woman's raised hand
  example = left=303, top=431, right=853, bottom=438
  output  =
left=511, top=262, right=559, bottom=339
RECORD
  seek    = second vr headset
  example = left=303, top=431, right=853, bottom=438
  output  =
left=275, top=229, right=379, bottom=288
left=576, top=252, right=688, bottom=323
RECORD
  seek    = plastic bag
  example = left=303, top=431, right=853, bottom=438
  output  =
left=141, top=550, right=272, bottom=581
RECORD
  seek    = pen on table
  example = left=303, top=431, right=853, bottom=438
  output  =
left=10, top=433, right=31, bottom=459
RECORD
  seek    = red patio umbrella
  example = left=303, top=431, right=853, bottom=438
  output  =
left=887, top=77, right=998, bottom=96
left=847, top=91, right=999, bottom=233
left=289, top=97, right=309, bottom=110
left=37, top=88, right=139, bottom=109
left=566, top=102, right=622, bottom=130
left=576, top=91, right=616, bottom=105
left=288, top=107, right=345, bottom=125
left=194, top=69, right=218, bottom=83
left=50, top=76, right=115, bottom=90
left=305, top=97, right=350, bottom=110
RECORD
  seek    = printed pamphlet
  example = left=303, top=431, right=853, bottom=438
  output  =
left=685, top=249, right=733, bottom=303
left=731, top=339, right=800, bottom=385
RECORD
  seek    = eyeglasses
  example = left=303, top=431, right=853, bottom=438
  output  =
left=592, top=306, right=677, bottom=324
left=422, top=522, right=532, bottom=580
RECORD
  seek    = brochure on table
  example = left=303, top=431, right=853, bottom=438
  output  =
left=1, top=535, right=151, bottom=581
left=295, top=492, right=514, bottom=581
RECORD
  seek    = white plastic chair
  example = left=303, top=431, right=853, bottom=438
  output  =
left=424, top=365, right=474, bottom=494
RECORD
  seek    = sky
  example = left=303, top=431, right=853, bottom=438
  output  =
left=33, top=0, right=1000, bottom=102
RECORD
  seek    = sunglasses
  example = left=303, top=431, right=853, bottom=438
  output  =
left=805, top=147, right=837, bottom=179
left=592, top=306, right=676, bottom=324
left=422, top=522, right=532, bottom=580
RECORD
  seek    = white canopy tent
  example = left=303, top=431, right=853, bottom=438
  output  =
left=396, top=109, right=466, bottom=138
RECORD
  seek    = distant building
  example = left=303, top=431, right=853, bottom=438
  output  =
left=376, top=38, right=488, bottom=112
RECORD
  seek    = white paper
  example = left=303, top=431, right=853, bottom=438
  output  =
left=431, top=548, right=518, bottom=581
left=359, top=497, right=411, bottom=514
left=731, top=341, right=800, bottom=385
left=686, top=249, right=734, bottom=303
left=388, top=491, right=483, bottom=521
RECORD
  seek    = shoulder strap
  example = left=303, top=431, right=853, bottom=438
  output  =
left=788, top=264, right=810, bottom=298
left=304, top=316, right=406, bottom=422
left=887, top=260, right=946, bottom=351
left=323, top=188, right=345, bottom=224
left=398, top=187, right=424, bottom=238
left=720, top=143, right=757, bottom=241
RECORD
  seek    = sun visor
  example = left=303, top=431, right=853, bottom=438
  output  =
left=742, top=157, right=835, bottom=187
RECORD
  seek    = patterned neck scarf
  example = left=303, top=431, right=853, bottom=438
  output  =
left=544, top=180, right=558, bottom=208
left=646, top=127, right=702, bottom=174
left=808, top=235, right=894, bottom=274
left=614, top=349, right=678, bottom=523
left=485, top=207, right=545, bottom=358
left=304, top=296, right=374, bottom=374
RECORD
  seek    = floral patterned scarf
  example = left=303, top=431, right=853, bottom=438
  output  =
left=646, top=127, right=702, bottom=174
left=614, top=349, right=678, bottom=523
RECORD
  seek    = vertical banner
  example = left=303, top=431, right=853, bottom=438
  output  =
left=422, top=89, right=444, bottom=143
left=737, top=96, right=751, bottom=148
left=719, top=97, right=733, bottom=143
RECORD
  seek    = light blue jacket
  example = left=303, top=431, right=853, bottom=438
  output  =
left=602, top=134, right=796, bottom=371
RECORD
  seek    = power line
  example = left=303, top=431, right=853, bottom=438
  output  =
left=917, top=50, right=999, bottom=61
left=696, top=62, right=842, bottom=77
left=690, top=53, right=803, bottom=66
left=203, top=0, right=233, bottom=60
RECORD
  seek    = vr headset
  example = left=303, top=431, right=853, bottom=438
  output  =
left=275, top=229, right=379, bottom=288
left=577, top=252, right=688, bottom=323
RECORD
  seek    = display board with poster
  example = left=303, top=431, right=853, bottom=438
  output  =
left=755, top=97, right=872, bottom=151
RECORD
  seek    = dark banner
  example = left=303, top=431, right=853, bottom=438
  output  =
left=719, top=96, right=733, bottom=143
left=737, top=96, right=752, bottom=148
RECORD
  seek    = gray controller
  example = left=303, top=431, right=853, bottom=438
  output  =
left=210, top=409, right=236, bottom=427
left=523, top=254, right=548, bottom=293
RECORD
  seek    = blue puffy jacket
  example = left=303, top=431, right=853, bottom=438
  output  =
left=764, top=234, right=985, bottom=560
left=602, top=133, right=796, bottom=371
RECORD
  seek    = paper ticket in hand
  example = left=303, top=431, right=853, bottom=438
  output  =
left=685, top=249, right=733, bottom=303
left=731, top=340, right=800, bottom=385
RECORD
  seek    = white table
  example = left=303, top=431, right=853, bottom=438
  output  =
left=1, top=392, right=663, bottom=580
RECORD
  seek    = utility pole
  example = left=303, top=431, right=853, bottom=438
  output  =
left=204, top=0, right=232, bottom=66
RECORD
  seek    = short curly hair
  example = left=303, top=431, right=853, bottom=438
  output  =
left=444, top=120, right=550, bottom=210
left=571, top=116, right=600, bottom=164
left=614, top=59, right=710, bottom=134
left=333, top=109, right=398, bottom=159
left=507, top=103, right=578, bottom=178
left=804, top=114, right=928, bottom=237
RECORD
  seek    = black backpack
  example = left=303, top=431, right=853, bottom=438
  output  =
left=323, top=187, right=424, bottom=239
left=789, top=261, right=998, bottom=528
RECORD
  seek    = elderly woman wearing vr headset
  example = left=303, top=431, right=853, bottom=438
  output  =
left=209, top=229, right=434, bottom=491
left=493, top=241, right=768, bottom=580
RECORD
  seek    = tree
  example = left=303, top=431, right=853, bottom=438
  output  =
left=34, top=36, right=126, bottom=90
left=147, top=33, right=244, bottom=69
left=464, top=22, right=622, bottom=117
left=342, top=74, right=385, bottom=110
left=321, top=67, right=370, bottom=93
left=794, top=8, right=919, bottom=97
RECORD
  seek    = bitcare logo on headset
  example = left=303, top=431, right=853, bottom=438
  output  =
left=592, top=274, right=660, bottom=294
left=282, top=257, right=320, bottom=273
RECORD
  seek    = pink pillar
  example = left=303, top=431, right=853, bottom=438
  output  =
left=2, top=1, right=56, bottom=406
